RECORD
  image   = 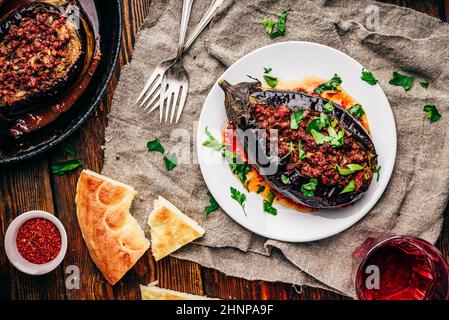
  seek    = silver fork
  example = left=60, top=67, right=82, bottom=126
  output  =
left=135, top=0, right=194, bottom=121
left=137, top=0, right=225, bottom=123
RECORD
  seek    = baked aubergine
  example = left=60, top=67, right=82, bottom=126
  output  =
left=219, top=80, right=378, bottom=209
left=0, top=0, right=100, bottom=138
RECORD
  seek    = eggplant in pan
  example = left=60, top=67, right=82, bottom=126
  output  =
left=219, top=80, right=378, bottom=209
left=0, top=0, right=100, bottom=138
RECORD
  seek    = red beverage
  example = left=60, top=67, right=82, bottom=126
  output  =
left=354, top=236, right=449, bottom=300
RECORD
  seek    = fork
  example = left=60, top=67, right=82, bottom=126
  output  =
left=136, top=0, right=225, bottom=123
left=135, top=0, right=194, bottom=122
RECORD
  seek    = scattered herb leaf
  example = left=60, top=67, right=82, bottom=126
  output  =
left=323, top=100, right=334, bottom=112
left=311, top=129, right=332, bottom=145
left=256, top=185, right=266, bottom=194
left=62, top=142, right=77, bottom=156
left=263, top=67, right=272, bottom=74
left=192, top=52, right=199, bottom=60
left=263, top=10, right=290, bottom=39
left=331, top=119, right=338, bottom=128
left=163, top=153, right=177, bottom=171
left=203, top=127, right=224, bottom=151
left=230, top=161, right=252, bottom=186
left=298, top=140, right=307, bottom=160
left=51, top=159, right=83, bottom=176
left=349, top=104, right=365, bottom=120
left=329, top=128, right=345, bottom=148
left=340, top=180, right=356, bottom=194
left=336, top=164, right=364, bottom=175
left=230, top=187, right=247, bottom=215
left=205, top=191, right=219, bottom=216
left=264, top=75, right=278, bottom=88
left=375, top=165, right=382, bottom=182
left=281, top=174, right=290, bottom=185
left=389, top=72, right=414, bottom=91
left=423, top=105, right=441, bottom=122
left=301, top=178, right=318, bottom=197
left=147, top=138, right=165, bottom=154
left=263, top=190, right=278, bottom=215
left=281, top=141, right=296, bottom=160
left=306, top=113, right=330, bottom=133
left=290, top=110, right=304, bottom=129
left=420, top=81, right=429, bottom=89
left=361, top=69, right=378, bottom=85
left=313, top=74, right=342, bottom=95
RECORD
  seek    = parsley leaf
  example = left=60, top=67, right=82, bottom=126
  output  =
left=205, top=191, right=219, bottom=217
left=331, top=119, right=338, bottom=128
left=349, top=104, right=365, bottom=120
left=340, top=180, right=356, bottom=194
left=301, top=178, right=318, bottom=197
left=306, top=113, right=330, bottom=133
left=203, top=127, right=224, bottom=151
left=62, top=142, right=77, bottom=156
left=264, top=75, right=278, bottom=88
left=51, top=159, right=83, bottom=176
left=256, top=185, right=266, bottom=194
left=263, top=10, right=290, bottom=39
left=147, top=138, right=165, bottom=154
left=361, top=69, right=378, bottom=85
left=163, top=153, right=177, bottom=171
left=423, top=105, right=441, bottom=122
left=420, top=81, right=429, bottom=89
left=298, top=140, right=307, bottom=160
left=230, top=187, right=247, bottom=215
left=263, top=190, right=278, bottom=215
left=313, top=74, right=342, bottom=95
left=230, top=161, right=252, bottom=186
left=263, top=67, right=272, bottom=74
left=311, top=129, right=332, bottom=145
left=328, top=127, right=345, bottom=148
left=281, top=141, right=296, bottom=160
left=375, top=165, right=381, bottom=182
left=336, top=164, right=364, bottom=175
left=290, top=110, right=304, bottom=129
left=281, top=174, right=290, bottom=185
left=323, top=100, right=334, bottom=112
left=389, top=72, right=414, bottom=91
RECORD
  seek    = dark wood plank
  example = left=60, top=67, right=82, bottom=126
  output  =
left=379, top=0, right=442, bottom=19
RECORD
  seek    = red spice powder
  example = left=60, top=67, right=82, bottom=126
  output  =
left=16, top=218, right=62, bottom=264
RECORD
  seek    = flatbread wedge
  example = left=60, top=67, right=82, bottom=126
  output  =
left=140, top=281, right=215, bottom=300
left=148, top=196, right=205, bottom=261
left=75, top=170, right=150, bottom=285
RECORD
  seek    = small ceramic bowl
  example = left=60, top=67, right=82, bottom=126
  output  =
left=4, top=210, right=68, bottom=275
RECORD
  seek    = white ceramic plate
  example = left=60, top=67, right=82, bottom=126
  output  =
left=197, top=41, right=396, bottom=242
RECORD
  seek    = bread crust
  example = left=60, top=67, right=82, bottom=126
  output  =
left=75, top=170, right=150, bottom=285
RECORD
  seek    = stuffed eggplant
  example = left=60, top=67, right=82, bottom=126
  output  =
left=219, top=80, right=378, bottom=209
left=0, top=0, right=100, bottom=138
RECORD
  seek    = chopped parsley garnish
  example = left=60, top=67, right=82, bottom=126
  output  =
left=202, top=127, right=224, bottom=151
left=306, top=113, right=330, bottom=133
left=336, top=164, right=364, bottom=175
left=281, top=141, right=297, bottom=160
left=264, top=75, right=278, bottom=88
left=311, top=129, right=332, bottom=145
left=313, top=74, right=342, bottom=95
left=62, top=142, right=77, bottom=156
left=230, top=187, right=247, bottom=215
left=281, top=174, right=290, bottom=185
left=51, top=159, right=83, bottom=176
left=328, top=127, right=345, bottom=148
left=263, top=67, right=272, bottom=74
left=375, top=165, right=381, bottom=182
left=263, top=190, right=277, bottom=215
left=147, top=138, right=166, bottom=154
left=340, top=180, right=356, bottom=194
left=423, top=105, right=441, bottom=122
left=301, top=178, right=318, bottom=197
left=263, top=10, right=290, bottom=39
left=298, top=140, right=307, bottom=160
left=290, top=110, right=304, bottom=129
left=389, top=72, right=414, bottom=91
left=163, top=153, right=177, bottom=171
left=205, top=191, right=219, bottom=217
left=331, top=119, right=338, bottom=128
left=256, top=185, right=266, bottom=194
left=349, top=104, right=365, bottom=120
left=361, top=69, right=378, bottom=85
left=230, top=161, right=252, bottom=186
left=323, top=100, right=334, bottom=112
left=420, top=81, right=429, bottom=89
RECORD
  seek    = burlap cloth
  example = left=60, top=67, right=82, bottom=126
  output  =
left=102, top=0, right=449, bottom=298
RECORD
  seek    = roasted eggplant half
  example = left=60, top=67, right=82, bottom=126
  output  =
left=0, top=0, right=100, bottom=138
left=219, top=80, right=378, bottom=209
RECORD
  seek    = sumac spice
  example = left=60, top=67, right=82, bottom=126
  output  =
left=16, top=218, right=61, bottom=264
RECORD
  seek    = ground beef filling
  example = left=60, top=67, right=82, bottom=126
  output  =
left=253, top=104, right=369, bottom=188
left=0, top=8, right=74, bottom=106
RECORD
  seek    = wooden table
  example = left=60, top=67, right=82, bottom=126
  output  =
left=1, top=0, right=448, bottom=300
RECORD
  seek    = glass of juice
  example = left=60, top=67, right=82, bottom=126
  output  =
left=353, top=235, right=449, bottom=300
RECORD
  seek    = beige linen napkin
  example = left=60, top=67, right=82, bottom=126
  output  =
left=102, top=0, right=449, bottom=297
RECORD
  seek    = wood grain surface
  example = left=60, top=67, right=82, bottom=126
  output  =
left=0, top=0, right=447, bottom=300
